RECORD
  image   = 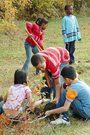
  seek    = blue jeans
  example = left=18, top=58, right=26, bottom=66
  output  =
left=56, top=90, right=69, bottom=119
left=22, top=42, right=39, bottom=73
left=56, top=90, right=90, bottom=119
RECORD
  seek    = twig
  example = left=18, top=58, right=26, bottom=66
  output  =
left=7, top=115, right=47, bottom=124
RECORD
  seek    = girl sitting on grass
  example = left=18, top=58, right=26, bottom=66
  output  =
left=0, top=69, right=48, bottom=118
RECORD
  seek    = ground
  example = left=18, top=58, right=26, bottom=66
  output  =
left=0, top=17, right=90, bottom=135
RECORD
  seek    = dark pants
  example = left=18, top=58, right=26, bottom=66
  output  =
left=0, top=101, right=4, bottom=114
left=41, top=81, right=56, bottom=99
left=41, top=74, right=56, bottom=99
left=41, top=87, right=52, bottom=99
left=65, top=41, right=75, bottom=64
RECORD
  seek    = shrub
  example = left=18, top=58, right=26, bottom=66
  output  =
left=0, top=20, right=17, bottom=35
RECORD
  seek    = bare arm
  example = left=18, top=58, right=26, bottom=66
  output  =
left=26, top=92, right=33, bottom=104
left=45, top=100, right=71, bottom=116
left=45, top=71, right=62, bottom=102
left=45, top=70, right=52, bottom=88
left=54, top=78, right=62, bottom=103
left=26, top=92, right=44, bottom=111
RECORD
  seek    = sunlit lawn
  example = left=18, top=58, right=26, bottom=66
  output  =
left=0, top=17, right=90, bottom=135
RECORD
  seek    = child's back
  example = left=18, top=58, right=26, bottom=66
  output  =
left=3, top=84, right=31, bottom=112
left=67, top=80, right=90, bottom=114
left=2, top=69, right=32, bottom=117
left=1, top=69, right=50, bottom=118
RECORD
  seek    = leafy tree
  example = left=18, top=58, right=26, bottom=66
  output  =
left=26, top=0, right=55, bottom=19
left=0, top=0, right=31, bottom=34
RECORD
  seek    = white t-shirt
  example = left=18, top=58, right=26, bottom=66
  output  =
left=3, top=84, right=31, bottom=112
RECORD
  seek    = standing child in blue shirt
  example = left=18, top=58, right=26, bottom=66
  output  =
left=62, top=5, right=81, bottom=64
left=45, top=66, right=90, bottom=125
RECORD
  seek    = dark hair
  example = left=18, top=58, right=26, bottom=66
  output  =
left=64, top=5, right=72, bottom=10
left=35, top=17, right=48, bottom=26
left=61, top=66, right=76, bottom=80
left=31, top=54, right=44, bottom=67
left=14, top=69, right=27, bottom=85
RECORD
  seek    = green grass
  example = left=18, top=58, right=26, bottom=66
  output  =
left=0, top=17, right=90, bottom=135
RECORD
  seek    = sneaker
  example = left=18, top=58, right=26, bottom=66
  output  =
left=50, top=117, right=70, bottom=125
left=59, top=114, right=63, bottom=118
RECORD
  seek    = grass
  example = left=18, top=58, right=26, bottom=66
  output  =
left=0, top=17, right=90, bottom=135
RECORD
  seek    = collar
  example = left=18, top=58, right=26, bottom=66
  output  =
left=71, top=78, right=78, bottom=84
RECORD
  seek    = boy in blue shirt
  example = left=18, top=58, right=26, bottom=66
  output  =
left=45, top=66, right=90, bottom=125
left=62, top=5, right=81, bottom=64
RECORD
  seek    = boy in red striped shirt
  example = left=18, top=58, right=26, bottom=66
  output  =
left=31, top=47, right=70, bottom=102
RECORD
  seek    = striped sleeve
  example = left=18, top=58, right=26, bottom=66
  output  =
left=66, top=88, right=77, bottom=102
left=39, top=48, right=60, bottom=80
left=51, top=67, right=60, bottom=80
left=61, top=49, right=70, bottom=63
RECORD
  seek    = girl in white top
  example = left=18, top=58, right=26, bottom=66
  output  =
left=3, top=69, right=45, bottom=118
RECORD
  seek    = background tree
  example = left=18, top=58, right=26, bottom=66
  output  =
left=0, top=0, right=90, bottom=34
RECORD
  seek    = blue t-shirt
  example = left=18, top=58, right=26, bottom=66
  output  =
left=66, top=80, right=90, bottom=116
left=62, top=15, right=81, bottom=42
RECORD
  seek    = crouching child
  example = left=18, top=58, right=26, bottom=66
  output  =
left=45, top=66, right=90, bottom=125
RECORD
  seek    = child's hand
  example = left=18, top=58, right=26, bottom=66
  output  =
left=45, top=110, right=52, bottom=116
left=51, top=97, right=58, bottom=103
left=28, top=33, right=33, bottom=38
left=43, top=98, right=51, bottom=103
left=40, top=31, right=43, bottom=35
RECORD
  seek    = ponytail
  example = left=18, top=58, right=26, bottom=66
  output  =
left=35, top=17, right=48, bottom=26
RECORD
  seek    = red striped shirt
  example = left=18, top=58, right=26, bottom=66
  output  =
left=38, top=47, right=70, bottom=80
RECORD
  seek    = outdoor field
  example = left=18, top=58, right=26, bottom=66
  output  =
left=0, top=17, right=90, bottom=135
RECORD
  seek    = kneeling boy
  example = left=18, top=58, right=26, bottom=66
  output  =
left=45, top=66, right=90, bottom=125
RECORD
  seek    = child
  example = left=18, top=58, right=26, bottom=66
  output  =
left=62, top=5, right=81, bottom=64
left=22, top=17, right=48, bottom=73
left=45, top=66, right=90, bottom=125
left=2, top=69, right=46, bottom=118
left=31, top=47, right=70, bottom=103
